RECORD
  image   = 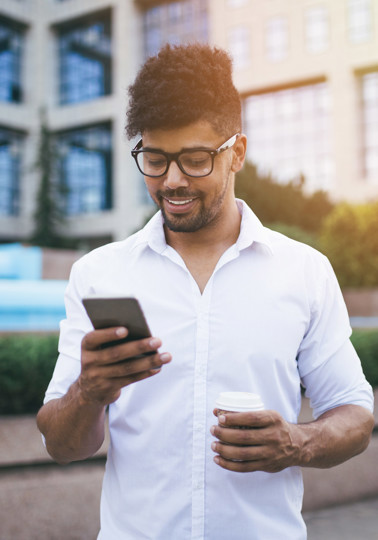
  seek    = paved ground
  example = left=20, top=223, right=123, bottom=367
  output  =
left=0, top=461, right=377, bottom=539
left=303, top=497, right=378, bottom=540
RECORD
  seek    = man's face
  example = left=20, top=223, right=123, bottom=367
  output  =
left=141, top=121, right=240, bottom=234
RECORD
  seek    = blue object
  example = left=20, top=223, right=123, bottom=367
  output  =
left=0, top=244, right=42, bottom=280
left=0, top=279, right=67, bottom=331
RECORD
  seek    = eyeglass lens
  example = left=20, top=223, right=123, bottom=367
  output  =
left=137, top=150, right=213, bottom=177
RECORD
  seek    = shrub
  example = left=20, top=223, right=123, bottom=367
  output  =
left=235, top=161, right=334, bottom=233
left=351, top=329, right=378, bottom=389
left=0, top=334, right=58, bottom=415
left=319, top=202, right=378, bottom=288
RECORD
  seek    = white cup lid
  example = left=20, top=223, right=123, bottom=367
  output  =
left=215, top=391, right=264, bottom=412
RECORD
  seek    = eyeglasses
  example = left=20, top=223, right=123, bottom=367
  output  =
left=131, top=133, right=240, bottom=178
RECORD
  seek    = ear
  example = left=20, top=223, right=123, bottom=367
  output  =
left=231, top=134, right=247, bottom=173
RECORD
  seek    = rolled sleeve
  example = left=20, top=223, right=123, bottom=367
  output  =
left=301, top=339, right=374, bottom=419
left=44, top=259, right=93, bottom=403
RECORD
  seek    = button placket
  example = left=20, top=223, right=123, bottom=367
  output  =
left=191, top=283, right=212, bottom=540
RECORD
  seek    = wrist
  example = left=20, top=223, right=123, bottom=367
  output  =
left=75, top=377, right=107, bottom=411
left=288, top=423, right=313, bottom=467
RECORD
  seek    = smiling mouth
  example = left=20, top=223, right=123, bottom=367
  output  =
left=166, top=198, right=195, bottom=206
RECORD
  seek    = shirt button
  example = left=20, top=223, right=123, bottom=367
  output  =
left=195, top=423, right=204, bottom=432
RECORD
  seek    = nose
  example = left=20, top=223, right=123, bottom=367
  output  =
left=163, top=160, right=189, bottom=190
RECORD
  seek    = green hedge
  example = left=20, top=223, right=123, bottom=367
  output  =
left=351, top=329, right=378, bottom=390
left=0, top=330, right=376, bottom=415
left=0, top=334, right=59, bottom=415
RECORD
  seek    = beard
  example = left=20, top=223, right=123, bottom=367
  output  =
left=155, top=172, right=231, bottom=233
left=160, top=199, right=216, bottom=233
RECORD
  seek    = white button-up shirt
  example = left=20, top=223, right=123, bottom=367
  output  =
left=45, top=200, right=373, bottom=540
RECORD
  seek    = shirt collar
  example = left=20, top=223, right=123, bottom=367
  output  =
left=134, top=199, right=274, bottom=255
left=235, top=199, right=274, bottom=254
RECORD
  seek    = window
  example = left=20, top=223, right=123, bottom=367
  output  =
left=361, top=72, right=378, bottom=183
left=305, top=5, right=329, bottom=53
left=143, top=0, right=208, bottom=58
left=0, top=19, right=24, bottom=103
left=348, top=0, right=372, bottom=43
left=0, top=128, right=23, bottom=216
left=227, top=0, right=248, bottom=7
left=58, top=14, right=111, bottom=104
left=58, top=125, right=112, bottom=215
left=244, top=82, right=333, bottom=191
left=228, top=27, right=250, bottom=70
left=265, top=16, right=288, bottom=62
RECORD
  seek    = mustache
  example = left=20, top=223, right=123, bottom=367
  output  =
left=157, top=189, right=200, bottom=199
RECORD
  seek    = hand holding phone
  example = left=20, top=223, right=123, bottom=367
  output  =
left=82, top=297, right=152, bottom=349
left=78, top=297, right=171, bottom=406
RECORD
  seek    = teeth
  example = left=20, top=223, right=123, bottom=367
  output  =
left=168, top=199, right=193, bottom=205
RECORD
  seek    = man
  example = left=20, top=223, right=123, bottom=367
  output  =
left=37, top=44, right=374, bottom=539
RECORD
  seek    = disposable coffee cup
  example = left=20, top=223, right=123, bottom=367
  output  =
left=215, top=392, right=264, bottom=428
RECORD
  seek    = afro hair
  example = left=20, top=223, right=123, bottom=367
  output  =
left=126, top=43, right=241, bottom=139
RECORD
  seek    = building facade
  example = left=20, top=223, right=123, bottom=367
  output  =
left=0, top=0, right=377, bottom=246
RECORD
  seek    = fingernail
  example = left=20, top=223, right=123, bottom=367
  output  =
left=149, top=338, right=160, bottom=348
left=214, top=456, right=220, bottom=464
left=210, top=426, right=215, bottom=435
left=211, top=442, right=217, bottom=451
left=218, top=415, right=226, bottom=424
left=160, top=352, right=171, bottom=362
left=116, top=327, right=127, bottom=336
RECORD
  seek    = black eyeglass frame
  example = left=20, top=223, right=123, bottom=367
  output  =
left=131, top=133, right=240, bottom=178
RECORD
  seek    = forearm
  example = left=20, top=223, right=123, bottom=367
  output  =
left=292, top=404, right=375, bottom=469
left=36, top=379, right=106, bottom=465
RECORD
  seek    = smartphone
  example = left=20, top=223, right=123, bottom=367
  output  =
left=82, top=296, right=153, bottom=351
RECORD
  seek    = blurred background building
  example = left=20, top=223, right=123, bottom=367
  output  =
left=0, top=0, right=377, bottom=249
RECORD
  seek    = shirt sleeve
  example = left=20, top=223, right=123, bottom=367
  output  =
left=43, top=259, right=93, bottom=404
left=301, top=339, right=374, bottom=419
left=297, top=252, right=374, bottom=418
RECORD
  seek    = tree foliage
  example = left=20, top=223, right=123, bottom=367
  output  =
left=235, top=161, right=334, bottom=233
left=30, top=109, right=66, bottom=248
left=319, top=202, right=378, bottom=288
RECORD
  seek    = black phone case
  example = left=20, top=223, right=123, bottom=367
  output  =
left=82, top=297, right=152, bottom=349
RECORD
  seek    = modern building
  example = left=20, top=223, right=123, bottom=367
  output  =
left=0, top=0, right=377, bottom=248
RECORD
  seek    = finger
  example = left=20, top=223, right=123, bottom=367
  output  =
left=213, top=455, right=266, bottom=473
left=106, top=352, right=171, bottom=379
left=114, top=336, right=162, bottom=361
left=216, top=411, right=274, bottom=429
left=82, top=327, right=128, bottom=351
left=211, top=425, right=268, bottom=446
left=90, top=336, right=163, bottom=365
left=211, top=441, right=265, bottom=462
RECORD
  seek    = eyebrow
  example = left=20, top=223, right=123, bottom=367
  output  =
left=141, top=144, right=216, bottom=153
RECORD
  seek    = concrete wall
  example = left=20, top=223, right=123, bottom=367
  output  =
left=343, top=289, right=378, bottom=317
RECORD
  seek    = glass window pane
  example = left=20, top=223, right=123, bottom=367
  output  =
left=348, top=0, right=372, bottom=43
left=0, top=128, right=23, bottom=215
left=58, top=15, right=111, bottom=105
left=228, top=27, right=250, bottom=70
left=265, top=16, right=288, bottom=62
left=305, top=6, right=329, bottom=53
left=361, top=72, right=378, bottom=183
left=143, top=0, right=208, bottom=59
left=244, top=82, right=333, bottom=191
left=0, top=20, right=24, bottom=103
left=57, top=125, right=112, bottom=215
